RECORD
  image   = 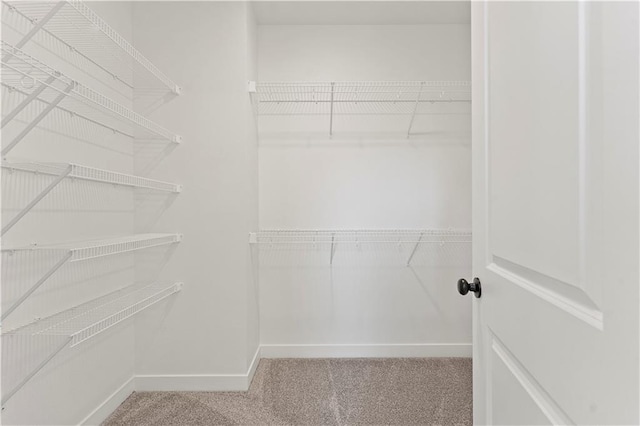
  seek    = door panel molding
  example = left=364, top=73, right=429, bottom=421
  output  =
left=483, top=1, right=603, bottom=331
left=490, top=330, right=575, bottom=425
left=489, top=257, right=603, bottom=330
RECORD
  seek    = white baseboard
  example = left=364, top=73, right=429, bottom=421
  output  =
left=108, top=344, right=467, bottom=397
left=260, top=343, right=472, bottom=358
left=80, top=376, right=135, bottom=426
left=82, top=343, right=468, bottom=423
left=246, top=345, right=261, bottom=385
left=135, top=346, right=262, bottom=392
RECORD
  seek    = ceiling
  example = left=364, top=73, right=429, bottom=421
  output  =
left=252, top=1, right=471, bottom=25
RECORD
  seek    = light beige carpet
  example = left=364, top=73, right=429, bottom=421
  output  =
left=103, top=358, right=472, bottom=425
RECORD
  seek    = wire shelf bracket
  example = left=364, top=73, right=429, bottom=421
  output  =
left=1, top=334, right=71, bottom=409
left=1, top=74, right=58, bottom=128
left=1, top=282, right=183, bottom=408
left=330, top=233, right=337, bottom=265
left=1, top=161, right=182, bottom=236
left=1, top=234, right=182, bottom=321
left=1, top=163, right=72, bottom=236
left=406, top=81, right=425, bottom=138
left=405, top=232, right=424, bottom=266
left=2, top=80, right=75, bottom=156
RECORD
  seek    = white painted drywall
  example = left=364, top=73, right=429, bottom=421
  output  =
left=257, top=24, right=472, bottom=352
left=1, top=2, right=137, bottom=424
left=131, top=1, right=260, bottom=381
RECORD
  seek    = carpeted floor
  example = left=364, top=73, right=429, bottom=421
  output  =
left=103, top=358, right=472, bottom=425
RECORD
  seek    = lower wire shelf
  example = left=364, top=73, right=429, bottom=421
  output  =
left=250, top=229, right=472, bottom=244
left=1, top=281, right=182, bottom=407
left=249, top=229, right=472, bottom=266
left=1, top=233, right=182, bottom=321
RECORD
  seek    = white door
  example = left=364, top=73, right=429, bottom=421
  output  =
left=471, top=2, right=639, bottom=425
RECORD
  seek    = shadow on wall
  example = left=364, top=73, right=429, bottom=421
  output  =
left=256, top=240, right=472, bottom=343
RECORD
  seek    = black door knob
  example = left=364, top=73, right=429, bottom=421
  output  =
left=458, top=278, right=481, bottom=298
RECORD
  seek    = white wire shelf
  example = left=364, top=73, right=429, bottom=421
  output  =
left=3, top=233, right=182, bottom=260
left=251, top=81, right=470, bottom=115
left=250, top=229, right=471, bottom=266
left=1, top=42, right=181, bottom=156
left=3, top=282, right=183, bottom=344
left=3, top=0, right=181, bottom=94
left=1, top=161, right=182, bottom=236
left=3, top=161, right=182, bottom=192
left=1, top=234, right=182, bottom=321
left=249, top=81, right=471, bottom=136
left=1, top=282, right=182, bottom=406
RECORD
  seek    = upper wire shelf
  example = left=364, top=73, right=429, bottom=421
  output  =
left=1, top=42, right=181, bottom=156
left=1, top=281, right=182, bottom=406
left=249, top=81, right=471, bottom=136
left=250, top=81, right=471, bottom=115
left=3, top=0, right=181, bottom=94
left=1, top=161, right=182, bottom=236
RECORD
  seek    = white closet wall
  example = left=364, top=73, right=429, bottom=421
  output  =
left=131, top=2, right=260, bottom=387
left=257, top=23, right=472, bottom=355
left=1, top=3, right=137, bottom=424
